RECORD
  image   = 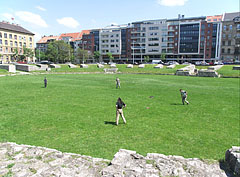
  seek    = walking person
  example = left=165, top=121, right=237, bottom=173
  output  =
left=116, top=77, right=120, bottom=89
left=44, top=77, right=47, bottom=88
left=116, top=97, right=126, bottom=125
left=180, top=89, right=189, bottom=105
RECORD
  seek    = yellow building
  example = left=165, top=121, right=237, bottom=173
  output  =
left=0, top=21, right=35, bottom=63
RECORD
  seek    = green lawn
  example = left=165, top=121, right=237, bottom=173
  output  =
left=0, top=74, right=239, bottom=160
left=218, top=65, right=240, bottom=77
left=0, top=69, right=8, bottom=75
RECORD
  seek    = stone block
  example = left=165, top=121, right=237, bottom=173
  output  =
left=0, top=64, right=16, bottom=72
left=233, top=66, right=240, bottom=70
left=225, top=146, right=240, bottom=176
left=36, top=64, right=48, bottom=70
left=208, top=65, right=223, bottom=70
left=68, top=64, right=77, bottom=68
left=16, top=64, right=38, bottom=72
left=138, top=64, right=145, bottom=68
left=110, top=64, right=116, bottom=68
left=80, top=64, right=88, bottom=68
left=49, top=64, right=61, bottom=68
left=104, top=68, right=118, bottom=73
left=97, top=64, right=104, bottom=68
left=154, top=64, right=163, bottom=69
left=197, top=69, right=219, bottom=77
left=167, top=64, right=176, bottom=69
left=126, top=64, right=133, bottom=68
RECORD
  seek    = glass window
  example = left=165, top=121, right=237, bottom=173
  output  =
left=29, top=37, right=32, bottom=42
left=228, top=34, right=231, bottom=39
left=4, top=33, right=7, bottom=38
left=227, top=48, right=230, bottom=54
left=223, top=26, right=227, bottom=30
left=228, top=41, right=231, bottom=46
left=5, top=40, right=8, bottom=45
left=9, top=34, right=12, bottom=39
left=15, top=41, right=18, bottom=47
left=0, top=39, right=2, bottom=45
left=0, top=32, right=2, bottom=38
left=221, top=48, right=225, bottom=53
left=229, top=25, right=232, bottom=30
left=10, top=41, right=13, bottom=46
left=19, top=36, right=21, bottom=40
left=14, top=35, right=17, bottom=40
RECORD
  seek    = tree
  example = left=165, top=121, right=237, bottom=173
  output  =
left=12, top=48, right=19, bottom=61
left=75, top=48, right=88, bottom=64
left=93, top=51, right=100, bottom=63
left=22, top=46, right=34, bottom=61
left=46, top=40, right=73, bottom=63
left=35, top=49, right=47, bottom=61
left=144, top=56, right=150, bottom=63
left=161, top=53, right=166, bottom=62
left=107, top=52, right=114, bottom=62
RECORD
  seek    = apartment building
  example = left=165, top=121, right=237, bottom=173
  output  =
left=221, top=12, right=240, bottom=61
left=0, top=21, right=35, bottom=63
left=131, top=19, right=167, bottom=62
left=99, top=24, right=128, bottom=60
left=36, top=35, right=59, bottom=53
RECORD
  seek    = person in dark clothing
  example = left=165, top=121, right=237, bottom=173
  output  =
left=44, top=77, right=47, bottom=88
left=180, top=89, right=189, bottom=105
left=115, top=97, right=126, bottom=125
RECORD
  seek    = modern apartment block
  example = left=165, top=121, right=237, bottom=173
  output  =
left=221, top=12, right=240, bottom=61
left=131, top=19, right=167, bottom=62
left=0, top=21, right=35, bottom=63
left=99, top=24, right=129, bottom=60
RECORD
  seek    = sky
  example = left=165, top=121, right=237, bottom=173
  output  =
left=0, top=0, right=239, bottom=43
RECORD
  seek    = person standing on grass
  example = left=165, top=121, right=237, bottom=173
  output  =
left=44, top=77, right=47, bottom=88
left=116, top=77, right=120, bottom=89
left=180, top=89, right=189, bottom=105
left=116, top=97, right=126, bottom=125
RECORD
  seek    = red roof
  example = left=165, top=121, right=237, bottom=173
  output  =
left=37, top=35, right=59, bottom=44
left=70, top=30, right=90, bottom=41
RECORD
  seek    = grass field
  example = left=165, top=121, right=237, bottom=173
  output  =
left=0, top=74, right=239, bottom=160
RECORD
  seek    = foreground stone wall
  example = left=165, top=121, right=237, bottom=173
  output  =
left=0, top=142, right=238, bottom=176
left=16, top=64, right=39, bottom=72
left=0, top=64, right=16, bottom=72
left=176, top=64, right=196, bottom=76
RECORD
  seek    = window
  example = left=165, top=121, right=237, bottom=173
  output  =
left=0, top=47, right=2, bottom=52
left=175, top=32, right=178, bottom=35
left=4, top=33, right=7, bottom=38
left=116, top=34, right=119, bottom=37
left=228, top=34, right=231, bottom=39
left=0, top=32, right=2, bottom=38
left=228, top=41, right=231, bottom=46
left=237, top=24, right=240, bottom=30
left=110, top=40, right=114, bottom=42
left=110, top=45, right=115, bottom=47
left=30, top=43, right=32, bottom=48
left=10, top=41, right=13, bottom=46
left=29, top=37, right=32, bottom=42
left=14, top=35, right=17, bottom=40
left=223, top=26, right=227, bottom=31
left=222, top=41, right=225, bottom=46
left=19, top=42, right=22, bottom=46
left=0, top=39, right=2, bottom=45
left=227, top=48, right=230, bottom=54
left=149, top=27, right=159, bottom=30
left=23, top=43, right=26, bottom=47
left=15, top=41, right=18, bottom=47
left=19, top=36, right=21, bottom=40
left=221, top=48, right=225, bottom=53
left=229, top=25, right=232, bottom=30
left=148, top=38, right=159, bottom=41
left=5, top=40, right=8, bottom=45
left=222, top=34, right=226, bottom=38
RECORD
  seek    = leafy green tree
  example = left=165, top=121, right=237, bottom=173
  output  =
left=22, top=46, right=34, bottom=61
left=144, top=56, right=150, bottom=63
left=46, top=40, right=73, bottom=63
left=107, top=52, right=114, bottom=62
left=161, top=53, right=166, bottom=62
left=12, top=48, right=19, bottom=61
left=93, top=51, right=100, bottom=63
left=35, top=49, right=47, bottom=61
left=75, top=48, right=88, bottom=64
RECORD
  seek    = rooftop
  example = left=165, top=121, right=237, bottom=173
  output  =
left=0, top=21, right=34, bottom=35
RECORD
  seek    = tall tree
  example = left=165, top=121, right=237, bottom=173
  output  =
left=161, top=53, right=166, bottom=62
left=107, top=52, right=114, bottom=62
left=93, top=51, right=100, bottom=63
left=144, top=56, right=150, bottom=63
left=75, top=48, right=88, bottom=64
left=35, top=49, right=47, bottom=61
left=22, top=46, right=34, bottom=61
left=12, top=48, right=19, bottom=61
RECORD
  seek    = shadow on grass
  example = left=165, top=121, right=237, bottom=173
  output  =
left=219, top=159, right=235, bottom=177
left=170, top=103, right=183, bottom=105
left=104, top=121, right=116, bottom=126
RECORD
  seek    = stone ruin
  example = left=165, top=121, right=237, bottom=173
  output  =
left=154, top=64, right=164, bottom=69
left=80, top=64, right=89, bottom=68
left=166, top=64, right=176, bottom=69
left=233, top=66, right=240, bottom=70
left=0, top=142, right=238, bottom=177
left=176, top=64, right=196, bottom=76
left=0, top=64, right=16, bottom=72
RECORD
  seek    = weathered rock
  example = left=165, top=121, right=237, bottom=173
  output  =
left=36, top=64, right=48, bottom=71
left=138, top=64, right=145, bottom=68
left=0, top=142, right=236, bottom=177
left=80, top=64, right=88, bottom=68
left=225, top=146, right=240, bottom=176
left=16, top=64, right=39, bottom=72
left=154, top=64, right=163, bottom=69
left=176, top=64, right=195, bottom=76
left=110, top=64, right=117, bottom=68
left=68, top=64, right=77, bottom=68
left=49, top=64, right=61, bottom=68
left=104, top=68, right=118, bottom=73
left=166, top=64, right=176, bottom=69
left=97, top=64, right=104, bottom=68
left=126, top=64, right=133, bottom=68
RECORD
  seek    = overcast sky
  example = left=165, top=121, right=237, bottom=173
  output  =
left=0, top=0, right=239, bottom=43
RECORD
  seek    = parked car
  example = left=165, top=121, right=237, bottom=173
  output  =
left=214, top=61, right=224, bottom=65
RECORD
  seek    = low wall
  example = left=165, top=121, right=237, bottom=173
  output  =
left=208, top=65, right=223, bottom=70
left=16, top=64, right=38, bottom=72
left=50, top=64, right=61, bottom=68
left=0, top=64, right=16, bottom=72
left=197, top=69, right=219, bottom=77
left=176, top=64, right=195, bottom=76
left=36, top=64, right=48, bottom=70
left=233, top=66, right=240, bottom=70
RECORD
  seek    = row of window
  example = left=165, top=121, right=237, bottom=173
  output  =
left=0, top=39, right=32, bottom=48
left=221, top=48, right=232, bottom=54
left=101, top=44, right=119, bottom=48
left=0, top=32, right=32, bottom=42
left=101, top=34, right=119, bottom=38
left=101, top=39, right=119, bottom=43
left=0, top=46, right=23, bottom=53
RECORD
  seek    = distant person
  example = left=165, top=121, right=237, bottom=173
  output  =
left=116, top=77, right=121, bottom=88
left=180, top=89, right=189, bottom=105
left=44, top=77, right=47, bottom=88
left=116, top=97, right=126, bottom=125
